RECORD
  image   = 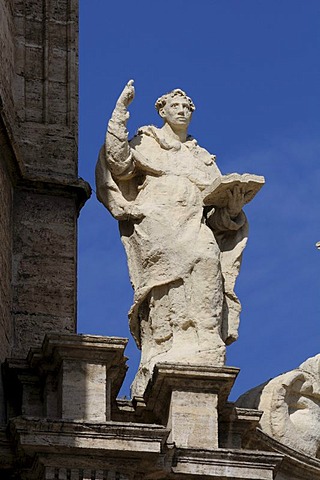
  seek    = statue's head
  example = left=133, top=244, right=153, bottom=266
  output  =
left=155, top=89, right=195, bottom=130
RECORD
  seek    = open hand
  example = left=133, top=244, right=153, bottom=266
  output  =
left=117, top=79, right=135, bottom=108
left=227, top=184, right=245, bottom=218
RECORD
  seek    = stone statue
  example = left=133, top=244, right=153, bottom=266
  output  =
left=236, top=355, right=320, bottom=458
left=96, top=80, right=262, bottom=395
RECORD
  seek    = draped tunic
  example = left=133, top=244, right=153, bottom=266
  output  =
left=96, top=125, right=248, bottom=348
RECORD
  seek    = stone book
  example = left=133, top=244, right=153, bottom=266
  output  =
left=203, top=173, right=265, bottom=207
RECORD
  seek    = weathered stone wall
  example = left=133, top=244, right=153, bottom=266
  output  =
left=12, top=191, right=78, bottom=356
left=0, top=0, right=14, bottom=121
left=8, top=0, right=86, bottom=359
left=0, top=160, right=12, bottom=359
left=0, top=155, right=13, bottom=424
left=13, top=0, right=79, bottom=180
left=0, top=0, right=15, bottom=424
left=0, top=0, right=89, bottom=365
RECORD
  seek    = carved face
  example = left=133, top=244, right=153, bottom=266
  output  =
left=260, top=363, right=320, bottom=458
left=286, top=378, right=320, bottom=458
left=236, top=355, right=320, bottom=459
left=159, top=96, right=193, bottom=129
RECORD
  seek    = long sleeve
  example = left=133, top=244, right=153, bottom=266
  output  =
left=207, top=207, right=247, bottom=233
left=105, top=103, right=135, bottom=178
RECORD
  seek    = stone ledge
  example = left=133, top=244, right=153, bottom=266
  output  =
left=9, top=417, right=169, bottom=457
left=252, top=429, right=320, bottom=480
left=0, top=107, right=91, bottom=211
left=15, top=176, right=91, bottom=211
left=170, top=447, right=283, bottom=480
left=30, top=333, right=128, bottom=366
left=6, top=418, right=284, bottom=480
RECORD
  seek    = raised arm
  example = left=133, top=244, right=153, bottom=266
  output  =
left=105, top=79, right=135, bottom=177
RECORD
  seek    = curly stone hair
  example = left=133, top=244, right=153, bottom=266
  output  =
left=155, top=89, right=196, bottom=114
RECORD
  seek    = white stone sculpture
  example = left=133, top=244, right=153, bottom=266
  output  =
left=96, top=81, right=263, bottom=396
left=236, top=354, right=320, bottom=458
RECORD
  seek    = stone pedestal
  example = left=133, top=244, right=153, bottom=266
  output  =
left=142, top=363, right=239, bottom=450
left=4, top=333, right=128, bottom=423
left=170, top=449, right=283, bottom=480
left=39, top=333, right=128, bottom=422
left=168, top=389, right=218, bottom=449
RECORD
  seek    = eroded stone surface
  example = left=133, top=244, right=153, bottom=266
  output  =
left=12, top=191, right=78, bottom=356
left=96, top=81, right=263, bottom=396
left=237, top=354, right=320, bottom=459
left=13, top=0, right=79, bottom=180
left=0, top=0, right=90, bottom=423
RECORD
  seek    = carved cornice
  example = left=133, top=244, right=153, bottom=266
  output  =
left=0, top=107, right=91, bottom=211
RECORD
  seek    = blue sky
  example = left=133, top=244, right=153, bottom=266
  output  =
left=78, top=0, right=320, bottom=400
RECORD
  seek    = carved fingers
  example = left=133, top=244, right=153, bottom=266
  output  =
left=226, top=184, right=245, bottom=217
left=117, top=79, right=135, bottom=108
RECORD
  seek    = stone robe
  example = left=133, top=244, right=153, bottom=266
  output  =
left=96, top=125, right=248, bottom=394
